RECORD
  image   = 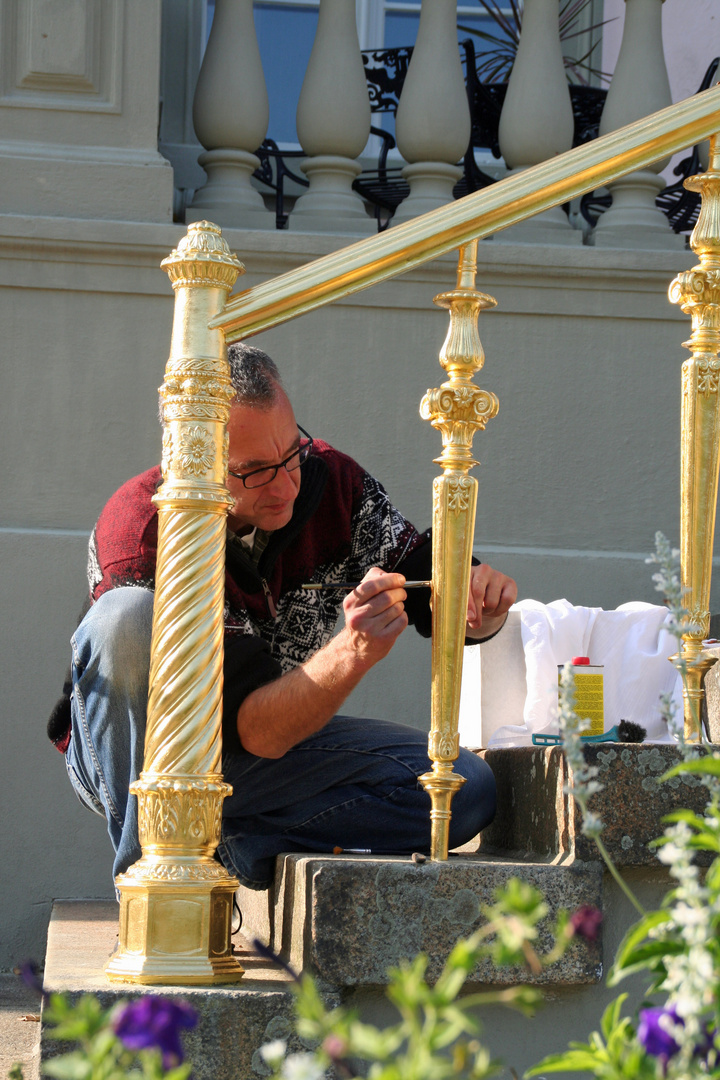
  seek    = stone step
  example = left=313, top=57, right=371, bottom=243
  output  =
left=238, top=851, right=603, bottom=988
left=41, top=900, right=325, bottom=1080
left=42, top=849, right=603, bottom=1079
left=479, top=743, right=713, bottom=865
left=38, top=745, right=706, bottom=1080
left=0, top=974, right=42, bottom=1080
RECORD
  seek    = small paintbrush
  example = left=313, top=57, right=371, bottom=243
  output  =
left=302, top=580, right=432, bottom=591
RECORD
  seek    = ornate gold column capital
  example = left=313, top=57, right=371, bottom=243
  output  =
left=156, top=222, right=245, bottom=512
left=161, top=220, right=245, bottom=290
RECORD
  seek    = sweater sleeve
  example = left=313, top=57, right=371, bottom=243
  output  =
left=394, top=531, right=504, bottom=645
left=221, top=631, right=283, bottom=755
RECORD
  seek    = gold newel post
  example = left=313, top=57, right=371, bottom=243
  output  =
left=106, top=222, right=245, bottom=984
left=669, top=133, right=720, bottom=743
left=419, top=241, right=499, bottom=860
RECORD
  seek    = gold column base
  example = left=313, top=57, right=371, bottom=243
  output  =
left=107, top=865, right=243, bottom=985
left=106, top=773, right=244, bottom=984
left=419, top=763, right=467, bottom=861
left=672, top=638, right=715, bottom=743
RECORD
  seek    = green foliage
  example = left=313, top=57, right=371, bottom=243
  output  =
left=527, top=535, right=720, bottom=1080
left=527, top=996, right=657, bottom=1080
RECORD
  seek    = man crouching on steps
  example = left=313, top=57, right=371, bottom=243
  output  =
left=48, top=343, right=517, bottom=890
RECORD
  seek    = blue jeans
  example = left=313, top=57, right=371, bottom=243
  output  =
left=67, top=588, right=496, bottom=889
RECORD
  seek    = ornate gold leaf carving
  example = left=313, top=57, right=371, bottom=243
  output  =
left=135, top=777, right=230, bottom=850
left=429, top=730, right=459, bottom=760
left=420, top=242, right=498, bottom=857
left=178, top=426, right=216, bottom=476
left=668, top=137, right=720, bottom=741
left=447, top=476, right=473, bottom=514
left=222, top=431, right=229, bottom=477
left=697, top=358, right=720, bottom=396
left=161, top=221, right=244, bottom=292
left=119, top=860, right=231, bottom=884
left=161, top=429, right=173, bottom=477
left=163, top=403, right=232, bottom=423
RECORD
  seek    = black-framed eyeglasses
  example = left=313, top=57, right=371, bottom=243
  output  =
left=228, top=425, right=314, bottom=489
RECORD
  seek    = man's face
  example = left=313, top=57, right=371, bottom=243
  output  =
left=226, top=391, right=303, bottom=534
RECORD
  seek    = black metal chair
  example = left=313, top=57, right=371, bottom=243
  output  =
left=655, top=56, right=719, bottom=234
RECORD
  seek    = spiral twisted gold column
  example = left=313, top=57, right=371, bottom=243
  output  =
left=669, top=134, right=720, bottom=742
left=106, top=222, right=245, bottom=984
left=419, top=241, right=499, bottom=859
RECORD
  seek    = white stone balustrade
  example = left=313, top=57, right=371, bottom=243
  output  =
left=188, top=0, right=272, bottom=229
left=291, top=0, right=374, bottom=234
left=594, top=0, right=683, bottom=249
left=180, top=0, right=692, bottom=243
left=497, top=0, right=580, bottom=245
left=392, top=0, right=471, bottom=225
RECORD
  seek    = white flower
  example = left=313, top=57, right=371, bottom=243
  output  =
left=281, top=1052, right=325, bottom=1080
left=260, top=1039, right=287, bottom=1068
left=581, top=811, right=604, bottom=839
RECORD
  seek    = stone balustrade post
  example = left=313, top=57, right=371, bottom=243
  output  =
left=291, top=0, right=373, bottom=234
left=594, top=0, right=683, bottom=249
left=188, top=0, right=272, bottom=229
left=497, top=0, right=580, bottom=244
left=392, top=0, right=471, bottom=225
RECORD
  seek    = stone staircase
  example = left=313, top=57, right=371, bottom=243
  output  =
left=38, top=744, right=711, bottom=1080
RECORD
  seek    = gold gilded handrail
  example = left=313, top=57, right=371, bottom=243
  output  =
left=213, top=85, right=720, bottom=342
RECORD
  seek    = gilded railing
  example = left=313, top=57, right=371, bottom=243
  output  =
left=669, top=133, right=720, bottom=740
left=109, top=86, right=720, bottom=982
left=212, top=85, right=720, bottom=340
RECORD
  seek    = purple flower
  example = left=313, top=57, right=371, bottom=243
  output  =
left=17, top=960, right=48, bottom=1002
left=569, top=905, right=603, bottom=942
left=638, top=1006, right=682, bottom=1065
left=114, top=996, right=197, bottom=1068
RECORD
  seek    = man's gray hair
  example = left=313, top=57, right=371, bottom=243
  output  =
left=227, top=343, right=282, bottom=405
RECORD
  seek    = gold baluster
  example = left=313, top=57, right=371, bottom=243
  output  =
left=106, top=222, right=245, bottom=984
left=419, top=241, right=499, bottom=859
left=669, top=133, right=720, bottom=742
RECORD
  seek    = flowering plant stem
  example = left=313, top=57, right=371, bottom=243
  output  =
left=530, top=532, right=720, bottom=1079
left=595, top=834, right=646, bottom=917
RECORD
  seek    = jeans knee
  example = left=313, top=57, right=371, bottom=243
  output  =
left=73, top=587, right=154, bottom=701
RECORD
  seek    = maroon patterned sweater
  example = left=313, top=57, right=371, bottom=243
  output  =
left=49, top=442, right=434, bottom=755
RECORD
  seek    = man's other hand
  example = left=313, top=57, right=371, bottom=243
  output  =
left=466, top=563, right=517, bottom=638
left=343, top=567, right=409, bottom=665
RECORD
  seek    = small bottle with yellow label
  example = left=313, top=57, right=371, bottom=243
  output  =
left=559, top=655, right=604, bottom=736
